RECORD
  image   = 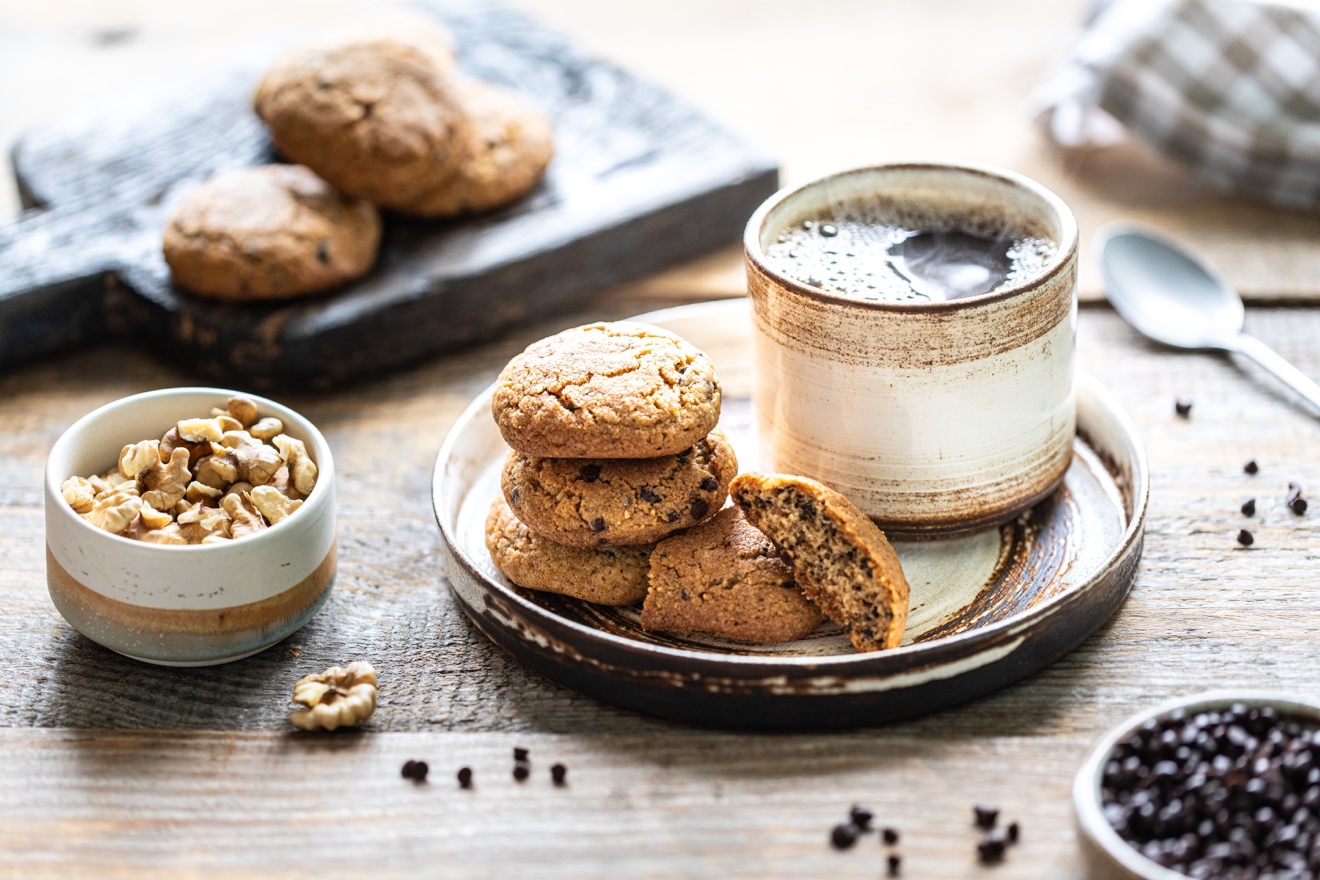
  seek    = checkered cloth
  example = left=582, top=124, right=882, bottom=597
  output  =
left=1032, top=0, right=1320, bottom=211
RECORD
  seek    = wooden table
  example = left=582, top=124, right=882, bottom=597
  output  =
left=4, top=1, right=1320, bottom=877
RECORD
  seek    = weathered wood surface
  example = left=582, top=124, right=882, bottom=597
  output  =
left=0, top=0, right=777, bottom=387
left=4, top=295, right=1320, bottom=875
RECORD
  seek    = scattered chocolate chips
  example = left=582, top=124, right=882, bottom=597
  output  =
left=699, top=476, right=719, bottom=492
left=974, top=804, right=999, bottom=830
left=1007, top=822, right=1019, bottom=844
left=400, top=760, right=428, bottom=782
left=514, top=747, right=529, bottom=762
left=640, top=487, right=661, bottom=503
left=977, top=832, right=1007, bottom=864
left=882, top=827, right=900, bottom=845
left=1237, top=528, right=1255, bottom=547
left=589, top=516, right=606, bottom=532
left=1245, top=460, right=1260, bottom=475
left=551, top=763, right=567, bottom=786
left=1101, top=702, right=1320, bottom=877
left=1242, top=497, right=1257, bottom=517
left=457, top=766, right=473, bottom=789
left=513, top=764, right=530, bottom=782
left=689, top=498, right=710, bottom=520
left=830, top=822, right=859, bottom=850
left=886, top=853, right=902, bottom=876
left=849, top=804, right=873, bottom=830
left=1288, top=482, right=1307, bottom=515
left=1175, top=399, right=1193, bottom=418
left=578, top=465, right=601, bottom=484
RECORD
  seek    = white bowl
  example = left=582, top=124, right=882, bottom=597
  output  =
left=1073, top=691, right=1320, bottom=879
left=44, top=387, right=337, bottom=666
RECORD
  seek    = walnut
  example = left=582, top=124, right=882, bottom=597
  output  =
left=194, top=451, right=238, bottom=490
left=234, top=444, right=283, bottom=485
left=250, top=485, right=303, bottom=525
left=201, top=533, right=232, bottom=544
left=185, top=481, right=223, bottom=504
left=139, top=504, right=173, bottom=530
left=141, top=447, right=192, bottom=511
left=216, top=415, right=243, bottom=433
left=178, top=504, right=232, bottom=542
left=140, top=523, right=188, bottom=545
left=227, top=396, right=258, bottom=428
left=62, top=477, right=96, bottom=514
left=223, top=481, right=253, bottom=500
left=272, top=435, right=318, bottom=496
left=222, top=492, right=268, bottom=538
left=221, top=429, right=262, bottom=450
left=88, top=475, right=115, bottom=497
left=160, top=426, right=207, bottom=468
left=118, top=439, right=160, bottom=480
left=290, top=662, right=378, bottom=731
left=84, top=491, right=143, bottom=534
left=249, top=417, right=284, bottom=441
left=176, top=418, right=224, bottom=444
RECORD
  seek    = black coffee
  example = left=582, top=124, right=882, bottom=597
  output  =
left=765, top=215, right=1057, bottom=303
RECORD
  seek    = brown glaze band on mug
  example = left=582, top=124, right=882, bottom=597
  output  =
left=744, top=162, right=1079, bottom=535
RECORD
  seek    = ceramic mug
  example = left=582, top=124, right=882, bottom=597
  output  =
left=744, top=162, right=1079, bottom=535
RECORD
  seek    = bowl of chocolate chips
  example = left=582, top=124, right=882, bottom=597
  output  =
left=1074, top=692, right=1320, bottom=879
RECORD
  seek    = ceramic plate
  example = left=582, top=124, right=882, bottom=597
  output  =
left=432, top=299, right=1148, bottom=729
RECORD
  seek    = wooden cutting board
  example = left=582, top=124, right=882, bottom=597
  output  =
left=0, top=0, right=777, bottom=390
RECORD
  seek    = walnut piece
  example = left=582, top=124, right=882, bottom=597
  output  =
left=141, top=447, right=192, bottom=511
left=84, top=492, right=143, bottom=534
left=62, top=477, right=96, bottom=514
left=118, top=440, right=160, bottom=480
left=194, top=451, right=238, bottom=490
left=234, top=444, right=284, bottom=486
left=185, top=481, right=223, bottom=504
left=249, top=417, right=284, bottom=441
left=227, top=396, right=258, bottom=429
left=178, top=503, right=232, bottom=542
left=160, top=426, right=207, bottom=468
left=222, top=492, right=267, bottom=539
left=250, top=485, right=303, bottom=524
left=140, top=523, right=188, bottom=545
left=176, top=418, right=224, bottom=444
left=290, top=662, right=378, bottom=731
left=272, top=435, right=318, bottom=496
left=138, top=505, right=173, bottom=530
left=222, top=429, right=262, bottom=450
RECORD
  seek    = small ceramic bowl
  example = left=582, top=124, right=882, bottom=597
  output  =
left=1073, top=691, right=1320, bottom=879
left=44, top=387, right=336, bottom=666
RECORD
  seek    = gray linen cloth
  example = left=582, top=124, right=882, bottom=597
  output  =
left=1032, top=0, right=1320, bottom=211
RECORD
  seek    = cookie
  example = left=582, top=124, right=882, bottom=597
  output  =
left=643, top=507, right=824, bottom=643
left=162, top=164, right=382, bottom=301
left=484, top=497, right=650, bottom=605
left=253, top=33, right=468, bottom=211
left=501, top=427, right=737, bottom=547
left=397, top=80, right=554, bottom=218
left=492, top=321, right=721, bottom=459
left=730, top=473, right=910, bottom=653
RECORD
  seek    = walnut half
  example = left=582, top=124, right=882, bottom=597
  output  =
left=290, top=662, right=378, bottom=731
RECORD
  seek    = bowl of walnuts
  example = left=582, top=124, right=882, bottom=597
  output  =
left=44, top=387, right=336, bottom=666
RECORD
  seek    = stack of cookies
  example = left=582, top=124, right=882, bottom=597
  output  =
left=484, top=320, right=833, bottom=646
left=162, top=10, right=554, bottom=302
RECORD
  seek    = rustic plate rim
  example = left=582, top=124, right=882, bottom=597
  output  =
left=431, top=298, right=1149, bottom=671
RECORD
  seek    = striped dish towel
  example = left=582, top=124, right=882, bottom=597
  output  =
left=1032, top=0, right=1320, bottom=211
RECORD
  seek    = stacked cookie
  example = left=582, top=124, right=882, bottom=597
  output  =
left=485, top=321, right=734, bottom=606
left=162, top=11, right=554, bottom=302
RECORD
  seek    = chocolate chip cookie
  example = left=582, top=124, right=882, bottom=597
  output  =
left=397, top=80, right=554, bottom=218
left=501, top=427, right=736, bottom=547
left=485, top=497, right=650, bottom=605
left=643, top=507, right=823, bottom=643
left=492, top=321, right=721, bottom=459
left=162, top=164, right=381, bottom=300
left=730, top=473, right=910, bottom=652
left=253, top=33, right=468, bottom=211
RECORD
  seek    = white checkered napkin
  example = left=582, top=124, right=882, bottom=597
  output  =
left=1032, top=0, right=1320, bottom=211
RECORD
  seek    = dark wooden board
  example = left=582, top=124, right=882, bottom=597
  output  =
left=0, top=0, right=778, bottom=390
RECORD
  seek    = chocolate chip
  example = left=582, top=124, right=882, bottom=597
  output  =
left=514, top=747, right=529, bottom=762
left=977, top=837, right=1006, bottom=864
left=409, top=761, right=428, bottom=782
left=316, top=242, right=330, bottom=264
left=882, top=827, right=899, bottom=845
left=689, top=498, right=709, bottom=521
left=402, top=760, right=417, bottom=779
left=1292, top=497, right=1308, bottom=515
left=1245, top=459, right=1259, bottom=475
left=640, top=487, right=661, bottom=503
left=590, top=517, right=606, bottom=532
left=1288, top=482, right=1307, bottom=515
left=676, top=447, right=692, bottom=463
left=578, top=465, right=601, bottom=483
left=665, top=511, right=680, bottom=523
left=457, top=767, right=473, bottom=789
left=886, top=854, right=901, bottom=876
left=551, top=763, right=567, bottom=786
left=1007, top=822, right=1019, bottom=844
left=848, top=804, right=873, bottom=830
left=1241, top=497, right=1256, bottom=517
left=1237, top=528, right=1254, bottom=547
left=513, top=764, right=529, bottom=782
left=974, top=805, right=999, bottom=830
left=830, top=822, right=858, bottom=849
left=1174, top=399, right=1192, bottom=417
left=699, top=476, right=719, bottom=492
left=510, top=486, right=521, bottom=505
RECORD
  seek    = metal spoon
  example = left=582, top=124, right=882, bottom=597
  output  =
left=1097, top=222, right=1320, bottom=415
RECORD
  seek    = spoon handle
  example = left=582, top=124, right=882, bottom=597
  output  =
left=1231, top=333, right=1320, bottom=415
